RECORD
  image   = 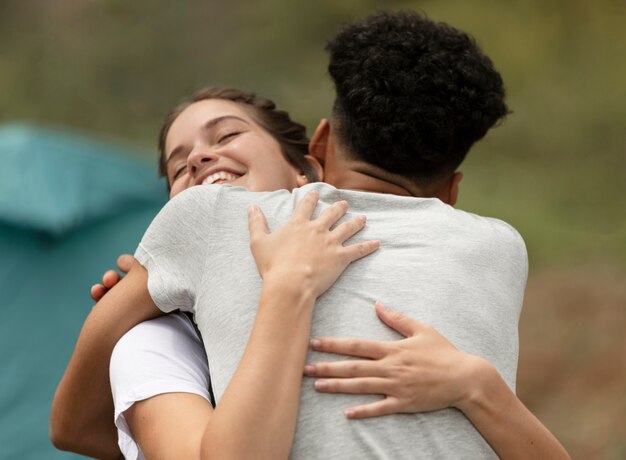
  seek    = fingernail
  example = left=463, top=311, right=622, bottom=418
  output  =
left=344, top=409, right=355, bottom=419
left=314, top=379, right=327, bottom=390
left=310, top=338, right=321, bottom=349
left=375, top=300, right=389, bottom=310
left=247, top=205, right=257, bottom=216
left=304, top=365, right=316, bottom=375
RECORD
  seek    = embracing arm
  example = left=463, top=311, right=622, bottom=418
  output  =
left=89, top=254, right=135, bottom=302
left=306, top=302, right=570, bottom=460
left=50, top=264, right=163, bottom=459
left=455, top=359, right=570, bottom=460
left=121, top=192, right=378, bottom=460
left=123, top=278, right=321, bottom=460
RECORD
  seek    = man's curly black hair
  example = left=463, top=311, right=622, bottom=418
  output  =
left=326, top=11, right=508, bottom=183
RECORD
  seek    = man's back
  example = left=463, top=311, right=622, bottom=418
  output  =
left=137, top=182, right=527, bottom=459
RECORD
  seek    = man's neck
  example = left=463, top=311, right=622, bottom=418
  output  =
left=324, top=159, right=429, bottom=198
left=312, top=125, right=443, bottom=199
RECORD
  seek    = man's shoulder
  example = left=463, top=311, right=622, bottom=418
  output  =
left=453, top=207, right=524, bottom=242
left=160, top=185, right=293, bottom=218
left=295, top=183, right=527, bottom=250
left=167, top=184, right=224, bottom=207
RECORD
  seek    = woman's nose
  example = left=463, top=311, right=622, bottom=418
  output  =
left=187, top=149, right=219, bottom=176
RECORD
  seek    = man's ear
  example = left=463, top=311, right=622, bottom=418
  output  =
left=309, top=119, right=331, bottom=168
left=296, top=155, right=324, bottom=186
left=442, top=171, right=463, bottom=206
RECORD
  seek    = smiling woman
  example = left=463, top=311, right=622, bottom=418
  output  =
left=157, top=86, right=322, bottom=198
left=164, top=99, right=316, bottom=197
left=49, top=85, right=367, bottom=460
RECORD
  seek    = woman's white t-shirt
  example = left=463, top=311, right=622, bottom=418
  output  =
left=110, top=312, right=211, bottom=460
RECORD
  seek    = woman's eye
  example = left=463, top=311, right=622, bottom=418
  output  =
left=218, top=131, right=241, bottom=144
left=172, top=166, right=187, bottom=180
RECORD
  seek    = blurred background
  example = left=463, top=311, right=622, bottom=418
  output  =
left=1, top=0, right=624, bottom=458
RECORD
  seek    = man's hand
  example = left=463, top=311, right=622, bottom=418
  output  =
left=90, top=254, right=135, bottom=301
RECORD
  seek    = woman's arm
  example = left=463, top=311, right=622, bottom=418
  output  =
left=56, top=192, right=377, bottom=459
left=305, top=302, right=570, bottom=460
left=108, top=313, right=212, bottom=460
left=146, top=194, right=376, bottom=460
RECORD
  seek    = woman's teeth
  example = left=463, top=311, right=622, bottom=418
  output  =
left=202, top=171, right=241, bottom=185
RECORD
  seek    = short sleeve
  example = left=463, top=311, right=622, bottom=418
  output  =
left=134, top=186, right=221, bottom=313
left=110, top=313, right=211, bottom=460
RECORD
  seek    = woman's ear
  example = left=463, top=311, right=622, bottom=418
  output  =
left=296, top=155, right=324, bottom=186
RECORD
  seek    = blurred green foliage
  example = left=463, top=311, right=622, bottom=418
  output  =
left=1, top=0, right=624, bottom=267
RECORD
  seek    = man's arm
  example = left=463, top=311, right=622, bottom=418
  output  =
left=306, top=302, right=570, bottom=460
left=50, top=264, right=163, bottom=459
left=90, top=254, right=135, bottom=302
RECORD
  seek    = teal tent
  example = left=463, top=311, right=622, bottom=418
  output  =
left=0, top=124, right=167, bottom=459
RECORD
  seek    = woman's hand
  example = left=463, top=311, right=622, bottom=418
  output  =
left=305, top=302, right=571, bottom=459
left=90, top=254, right=135, bottom=301
left=248, top=191, right=380, bottom=299
left=304, top=301, right=483, bottom=418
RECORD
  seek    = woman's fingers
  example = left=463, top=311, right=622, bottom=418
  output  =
left=314, top=377, right=391, bottom=395
left=311, top=336, right=388, bottom=360
left=332, top=215, right=367, bottom=242
left=342, top=239, right=380, bottom=262
left=247, top=205, right=271, bottom=278
left=344, top=398, right=403, bottom=419
left=375, top=302, right=423, bottom=338
left=316, top=200, right=349, bottom=228
left=292, top=190, right=319, bottom=221
left=304, top=359, right=385, bottom=378
left=247, top=205, right=270, bottom=238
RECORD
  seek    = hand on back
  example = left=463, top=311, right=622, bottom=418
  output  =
left=247, top=191, right=380, bottom=299
left=90, top=254, right=136, bottom=301
left=305, top=302, right=487, bottom=418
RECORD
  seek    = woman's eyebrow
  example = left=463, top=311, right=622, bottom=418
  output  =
left=202, top=115, right=249, bottom=131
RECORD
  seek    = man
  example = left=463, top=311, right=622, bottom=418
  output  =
left=52, top=11, right=568, bottom=459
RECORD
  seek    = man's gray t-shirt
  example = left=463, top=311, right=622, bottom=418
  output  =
left=135, top=182, right=528, bottom=459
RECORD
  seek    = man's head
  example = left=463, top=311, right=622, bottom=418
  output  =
left=313, top=11, right=508, bottom=201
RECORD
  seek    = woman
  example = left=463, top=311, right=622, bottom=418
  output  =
left=51, top=85, right=377, bottom=459
left=52, top=86, right=568, bottom=459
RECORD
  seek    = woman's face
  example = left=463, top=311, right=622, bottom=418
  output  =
left=164, top=99, right=309, bottom=198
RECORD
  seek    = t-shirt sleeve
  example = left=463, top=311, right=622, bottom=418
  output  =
left=134, top=186, right=220, bottom=313
left=110, top=313, right=211, bottom=460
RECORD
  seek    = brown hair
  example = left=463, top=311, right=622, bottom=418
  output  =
left=158, top=86, right=316, bottom=188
